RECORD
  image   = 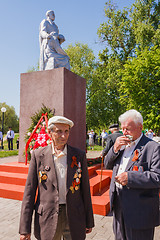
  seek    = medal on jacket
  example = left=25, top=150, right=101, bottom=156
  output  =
left=70, top=161, right=82, bottom=193
left=39, top=171, right=47, bottom=183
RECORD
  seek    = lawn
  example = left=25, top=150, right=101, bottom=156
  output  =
left=87, top=144, right=103, bottom=151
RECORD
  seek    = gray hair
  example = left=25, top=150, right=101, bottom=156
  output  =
left=119, top=109, right=143, bottom=125
left=48, top=123, right=55, bottom=131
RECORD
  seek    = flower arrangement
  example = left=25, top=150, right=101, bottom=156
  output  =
left=28, top=122, right=51, bottom=151
left=25, top=105, right=54, bottom=163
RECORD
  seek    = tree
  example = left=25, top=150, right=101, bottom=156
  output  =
left=97, top=0, right=160, bottom=60
left=0, top=102, right=19, bottom=133
left=96, top=0, right=160, bottom=129
left=119, top=46, right=160, bottom=133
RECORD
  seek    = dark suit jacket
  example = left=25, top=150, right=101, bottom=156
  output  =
left=104, top=134, right=160, bottom=229
left=19, top=144, right=94, bottom=240
left=102, top=131, right=123, bottom=157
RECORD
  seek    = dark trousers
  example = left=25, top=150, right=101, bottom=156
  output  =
left=53, top=204, right=72, bottom=240
left=8, top=138, right=13, bottom=150
left=113, top=187, right=154, bottom=240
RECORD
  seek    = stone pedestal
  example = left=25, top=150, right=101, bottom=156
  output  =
left=19, top=67, right=86, bottom=162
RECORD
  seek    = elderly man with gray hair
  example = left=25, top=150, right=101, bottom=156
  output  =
left=104, top=109, right=160, bottom=240
left=19, top=116, right=94, bottom=240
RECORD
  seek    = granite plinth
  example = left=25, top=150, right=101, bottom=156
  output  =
left=19, top=67, right=86, bottom=162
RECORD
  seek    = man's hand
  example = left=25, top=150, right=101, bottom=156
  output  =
left=86, top=228, right=92, bottom=234
left=115, top=172, right=128, bottom=186
left=114, top=136, right=131, bottom=153
left=20, top=234, right=31, bottom=240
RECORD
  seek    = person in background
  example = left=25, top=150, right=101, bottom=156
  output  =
left=6, top=127, right=14, bottom=150
left=145, top=129, right=154, bottom=139
left=101, top=129, right=108, bottom=148
left=101, top=124, right=122, bottom=157
left=16, top=137, right=19, bottom=149
left=0, top=129, right=2, bottom=146
left=88, top=129, right=95, bottom=150
left=104, top=109, right=160, bottom=240
left=19, top=116, right=94, bottom=240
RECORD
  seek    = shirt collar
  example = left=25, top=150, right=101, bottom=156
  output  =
left=133, top=133, right=143, bottom=146
left=52, top=142, right=67, bottom=156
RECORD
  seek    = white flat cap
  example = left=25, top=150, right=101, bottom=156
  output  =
left=48, top=116, right=74, bottom=128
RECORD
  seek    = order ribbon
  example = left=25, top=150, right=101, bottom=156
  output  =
left=71, top=156, right=78, bottom=168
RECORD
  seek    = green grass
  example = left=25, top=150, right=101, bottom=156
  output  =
left=0, top=150, right=18, bottom=158
left=87, top=145, right=103, bottom=151
left=0, top=133, right=19, bottom=158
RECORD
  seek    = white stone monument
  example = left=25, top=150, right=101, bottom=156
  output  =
left=39, top=10, right=70, bottom=71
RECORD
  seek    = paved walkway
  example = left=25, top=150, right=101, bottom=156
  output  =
left=0, top=154, right=160, bottom=239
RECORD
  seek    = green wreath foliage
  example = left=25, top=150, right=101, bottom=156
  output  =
left=25, top=104, right=55, bottom=142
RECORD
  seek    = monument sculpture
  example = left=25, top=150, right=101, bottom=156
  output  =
left=39, top=10, right=70, bottom=71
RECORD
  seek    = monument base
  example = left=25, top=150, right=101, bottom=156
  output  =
left=19, top=67, right=86, bottom=162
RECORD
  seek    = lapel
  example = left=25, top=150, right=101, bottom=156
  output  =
left=125, top=134, right=148, bottom=171
left=66, top=145, right=78, bottom=191
left=115, top=150, right=124, bottom=174
left=39, top=144, right=58, bottom=189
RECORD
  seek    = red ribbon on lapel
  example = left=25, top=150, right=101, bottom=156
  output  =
left=132, top=149, right=139, bottom=162
left=71, top=156, right=78, bottom=168
left=133, top=165, right=138, bottom=171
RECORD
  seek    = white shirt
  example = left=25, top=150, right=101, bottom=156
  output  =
left=7, top=130, right=14, bottom=139
left=52, top=143, right=67, bottom=204
left=116, top=134, right=143, bottom=188
left=101, top=131, right=108, bottom=139
left=0, top=131, right=2, bottom=140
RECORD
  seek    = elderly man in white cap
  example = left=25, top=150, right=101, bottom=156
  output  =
left=19, top=116, right=94, bottom=240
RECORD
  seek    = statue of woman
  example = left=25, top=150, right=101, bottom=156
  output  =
left=39, top=10, right=70, bottom=71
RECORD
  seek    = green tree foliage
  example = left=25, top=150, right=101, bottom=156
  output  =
left=98, top=0, right=160, bottom=60
left=119, top=46, right=160, bottom=133
left=26, top=104, right=55, bottom=136
left=0, top=102, right=19, bottom=133
left=96, top=0, right=160, bottom=131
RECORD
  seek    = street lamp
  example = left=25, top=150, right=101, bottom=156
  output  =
left=1, top=107, right=6, bottom=150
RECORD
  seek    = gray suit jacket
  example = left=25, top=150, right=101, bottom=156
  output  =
left=104, top=134, right=160, bottom=229
left=19, top=144, right=94, bottom=240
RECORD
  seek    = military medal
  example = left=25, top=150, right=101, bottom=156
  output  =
left=39, top=170, right=48, bottom=183
left=70, top=160, right=82, bottom=193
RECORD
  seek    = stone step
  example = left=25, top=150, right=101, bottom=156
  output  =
left=0, top=171, right=27, bottom=186
left=0, top=182, right=25, bottom=201
left=91, top=195, right=110, bottom=216
left=89, top=174, right=111, bottom=196
left=88, top=164, right=101, bottom=177
left=0, top=162, right=29, bottom=174
left=96, top=168, right=113, bottom=179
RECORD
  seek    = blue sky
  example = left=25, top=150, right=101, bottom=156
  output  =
left=0, top=0, right=135, bottom=116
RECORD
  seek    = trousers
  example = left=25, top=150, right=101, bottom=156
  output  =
left=113, top=187, right=154, bottom=240
left=53, top=204, right=72, bottom=240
